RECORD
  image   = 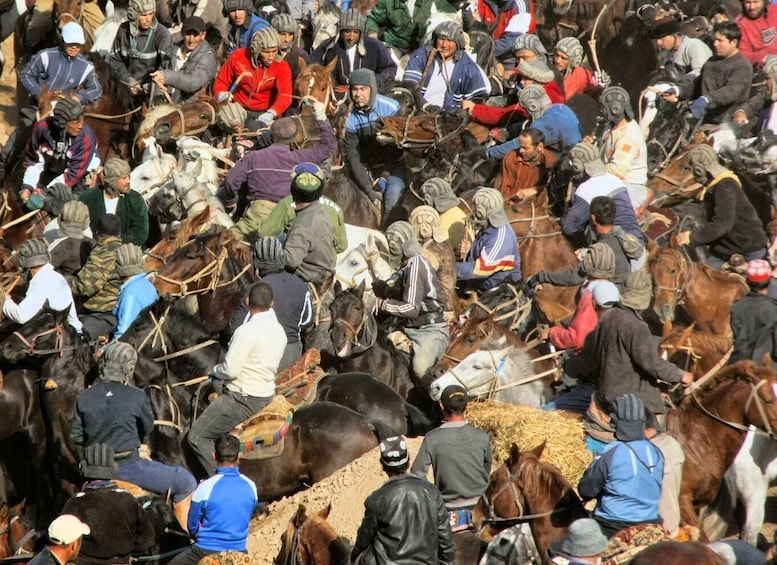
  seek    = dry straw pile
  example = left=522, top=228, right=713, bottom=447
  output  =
left=466, top=400, right=592, bottom=485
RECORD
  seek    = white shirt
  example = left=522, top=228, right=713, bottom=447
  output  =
left=104, top=193, right=119, bottom=215
left=345, top=45, right=357, bottom=74
left=3, top=263, right=83, bottom=333
left=212, top=309, right=287, bottom=397
left=424, top=60, right=455, bottom=108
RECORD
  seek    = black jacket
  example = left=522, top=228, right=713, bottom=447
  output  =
left=352, top=474, right=455, bottom=565
left=309, top=36, right=396, bottom=88
left=731, top=292, right=777, bottom=365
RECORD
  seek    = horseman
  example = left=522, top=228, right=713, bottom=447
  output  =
left=202, top=103, right=258, bottom=161
left=271, top=14, right=308, bottom=80
left=733, top=54, right=777, bottom=136
left=418, top=177, right=471, bottom=254
left=49, top=200, right=94, bottom=276
left=372, top=221, right=449, bottom=381
left=71, top=341, right=197, bottom=532
left=28, top=515, right=90, bottom=565
left=498, top=127, right=556, bottom=201
left=456, top=187, right=522, bottom=292
left=342, top=68, right=405, bottom=215
left=0, top=23, right=102, bottom=183
left=108, top=0, right=173, bottom=105
left=675, top=145, right=767, bottom=269
left=471, top=0, right=535, bottom=69
left=214, top=27, right=293, bottom=131
left=403, top=21, right=490, bottom=113
left=223, top=0, right=269, bottom=58
left=21, top=99, right=99, bottom=210
left=113, top=243, right=158, bottom=340
left=730, top=259, right=777, bottom=367
left=148, top=16, right=217, bottom=104
left=553, top=37, right=596, bottom=99
left=309, top=8, right=396, bottom=96
left=736, top=0, right=777, bottom=68
left=409, top=205, right=456, bottom=318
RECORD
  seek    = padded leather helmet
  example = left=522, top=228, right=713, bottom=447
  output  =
left=339, top=8, right=365, bottom=32
left=18, top=238, right=50, bottom=269
left=52, top=98, right=84, bottom=130
left=250, top=26, right=280, bottom=58
left=386, top=221, right=422, bottom=259
left=271, top=13, right=297, bottom=35
left=420, top=177, right=458, bottom=213
left=513, top=33, right=547, bottom=56
left=765, top=55, right=777, bottom=101
left=518, top=85, right=550, bottom=120
left=252, top=236, right=285, bottom=274
left=554, top=37, right=584, bottom=69
left=432, top=21, right=465, bottom=57
left=127, top=0, right=155, bottom=21
left=223, top=0, right=253, bottom=15
left=581, top=242, right=616, bottom=279
left=600, top=86, right=634, bottom=122
left=473, top=188, right=509, bottom=229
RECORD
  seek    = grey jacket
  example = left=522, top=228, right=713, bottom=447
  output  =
left=164, top=40, right=217, bottom=102
left=284, top=200, right=335, bottom=285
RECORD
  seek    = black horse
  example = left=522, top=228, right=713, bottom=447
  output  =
left=646, top=96, right=695, bottom=177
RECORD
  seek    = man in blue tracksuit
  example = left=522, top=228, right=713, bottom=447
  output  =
left=223, top=0, right=270, bottom=58
left=169, top=434, right=258, bottom=565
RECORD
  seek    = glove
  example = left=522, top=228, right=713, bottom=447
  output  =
left=256, top=111, right=274, bottom=126
left=690, top=96, right=709, bottom=120
left=372, top=280, right=390, bottom=297
left=593, top=70, right=611, bottom=88
left=26, top=187, right=45, bottom=210
left=313, top=101, right=327, bottom=121
left=525, top=272, right=547, bottom=290
left=216, top=91, right=232, bottom=104
left=211, top=377, right=225, bottom=395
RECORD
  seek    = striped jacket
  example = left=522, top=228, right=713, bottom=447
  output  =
left=457, top=225, right=522, bottom=290
left=23, top=117, right=98, bottom=190
left=384, top=253, right=445, bottom=327
left=20, top=48, right=102, bottom=105
left=70, top=235, right=123, bottom=313
left=108, top=20, right=173, bottom=87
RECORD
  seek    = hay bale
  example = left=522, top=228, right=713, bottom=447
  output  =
left=466, top=400, right=592, bottom=485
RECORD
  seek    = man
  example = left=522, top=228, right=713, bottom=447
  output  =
left=113, top=243, right=158, bottom=340
left=352, top=436, right=455, bottom=564
left=730, top=259, right=777, bottom=365
left=202, top=102, right=256, bottom=162
left=272, top=14, right=308, bottom=80
left=168, top=435, right=257, bottom=565
left=644, top=410, right=685, bottom=536
left=71, top=342, right=197, bottom=531
left=411, top=385, right=491, bottom=530
left=214, top=27, right=292, bottom=130
left=188, top=282, right=286, bottom=476
left=472, top=0, right=535, bottom=68
left=403, top=21, right=490, bottom=112
left=309, top=8, right=396, bottom=96
left=675, top=145, right=766, bottom=268
left=733, top=54, right=777, bottom=136
left=736, top=0, right=777, bottom=67
left=373, top=221, right=449, bottom=380
left=342, top=68, right=405, bottom=214
left=81, top=158, right=149, bottom=247
left=3, top=238, right=83, bottom=334
left=29, top=515, right=90, bottom=565
left=49, top=200, right=93, bottom=276
left=149, top=16, right=217, bottom=103
left=498, top=127, right=556, bottom=201
left=223, top=0, right=269, bottom=57
left=549, top=518, right=608, bottom=564
left=70, top=214, right=123, bottom=340
left=108, top=0, right=173, bottom=103
left=457, top=187, right=522, bottom=292
left=22, top=98, right=99, bottom=210
left=554, top=37, right=595, bottom=99
left=219, top=102, right=336, bottom=231
left=419, top=178, right=470, bottom=253
left=409, top=206, right=456, bottom=317
left=578, top=394, right=664, bottom=538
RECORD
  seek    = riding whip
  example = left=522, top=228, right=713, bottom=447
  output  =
left=587, top=0, right=621, bottom=75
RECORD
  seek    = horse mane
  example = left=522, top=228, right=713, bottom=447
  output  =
left=517, top=452, right=574, bottom=505
left=663, top=326, right=732, bottom=357
left=692, top=360, right=769, bottom=398
left=695, top=260, right=749, bottom=288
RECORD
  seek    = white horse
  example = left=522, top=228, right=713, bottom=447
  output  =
left=429, top=335, right=549, bottom=408
left=130, top=137, right=178, bottom=203
left=334, top=231, right=392, bottom=312
left=90, top=10, right=125, bottom=57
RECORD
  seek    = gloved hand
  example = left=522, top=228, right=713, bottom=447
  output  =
left=256, top=111, right=274, bottom=126
left=216, top=91, right=232, bottom=104
left=525, top=272, right=547, bottom=290
left=372, top=279, right=390, bottom=297
left=129, top=82, right=146, bottom=96
left=593, top=70, right=611, bottom=88
left=689, top=96, right=709, bottom=120
left=211, top=377, right=225, bottom=395
left=313, top=101, right=327, bottom=121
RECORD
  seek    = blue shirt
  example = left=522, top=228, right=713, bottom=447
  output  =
left=113, top=273, right=158, bottom=339
left=486, top=104, right=584, bottom=159
left=226, top=14, right=270, bottom=56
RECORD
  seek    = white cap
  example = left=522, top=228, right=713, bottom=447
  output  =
left=61, top=22, right=86, bottom=45
left=48, top=514, right=90, bottom=545
left=591, top=280, right=620, bottom=307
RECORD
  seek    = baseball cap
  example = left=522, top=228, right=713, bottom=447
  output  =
left=61, top=22, right=86, bottom=45
left=440, top=385, right=468, bottom=410
left=379, top=435, right=409, bottom=469
left=48, top=514, right=90, bottom=545
left=591, top=280, right=620, bottom=307
left=182, top=16, right=206, bottom=34
left=746, top=259, right=771, bottom=284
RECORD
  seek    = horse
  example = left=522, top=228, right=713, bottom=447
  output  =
left=535, top=0, right=625, bottom=55
left=473, top=441, right=587, bottom=559
left=130, top=137, right=178, bottom=204
left=311, top=1, right=341, bottom=50
left=429, top=334, right=552, bottom=408
left=314, top=372, right=434, bottom=437
left=627, top=541, right=727, bottom=564
left=275, top=503, right=352, bottom=565
left=658, top=323, right=732, bottom=380
left=645, top=97, right=696, bottom=177
left=0, top=501, right=37, bottom=560
left=666, top=359, right=777, bottom=536
left=145, top=206, right=215, bottom=272
left=238, top=402, right=379, bottom=502
left=134, top=96, right=219, bottom=153
left=375, top=111, right=490, bottom=152
left=649, top=246, right=747, bottom=335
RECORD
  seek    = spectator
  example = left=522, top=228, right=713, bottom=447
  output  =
left=28, top=515, right=90, bottom=565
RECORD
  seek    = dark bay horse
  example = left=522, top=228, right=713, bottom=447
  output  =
left=275, top=503, right=351, bottom=565
left=145, top=206, right=214, bottom=272
left=239, top=402, right=378, bottom=502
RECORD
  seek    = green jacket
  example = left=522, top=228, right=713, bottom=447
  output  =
left=70, top=235, right=123, bottom=313
left=232, top=195, right=348, bottom=254
left=80, top=186, right=150, bottom=247
left=365, top=0, right=456, bottom=51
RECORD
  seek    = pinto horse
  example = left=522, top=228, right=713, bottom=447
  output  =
left=275, top=503, right=351, bottom=565
left=649, top=246, right=747, bottom=335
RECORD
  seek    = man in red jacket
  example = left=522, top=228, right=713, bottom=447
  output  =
left=736, top=0, right=777, bottom=68
left=214, top=26, right=292, bottom=131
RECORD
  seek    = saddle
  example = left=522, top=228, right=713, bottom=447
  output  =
left=274, top=348, right=323, bottom=404
left=234, top=396, right=295, bottom=460
left=601, top=523, right=701, bottom=564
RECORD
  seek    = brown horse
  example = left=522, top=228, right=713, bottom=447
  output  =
left=659, top=323, right=732, bottom=380
left=0, top=501, right=36, bottom=560
left=145, top=206, right=214, bottom=272
left=295, top=59, right=339, bottom=114
left=627, top=541, right=726, bottom=564
left=649, top=246, right=747, bottom=335
left=535, top=0, right=625, bottom=52
left=134, top=96, right=219, bottom=153
left=473, top=441, right=587, bottom=561
left=275, top=503, right=351, bottom=565
left=666, top=359, right=777, bottom=536
left=375, top=112, right=490, bottom=151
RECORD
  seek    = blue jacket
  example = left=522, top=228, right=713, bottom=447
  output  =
left=20, top=48, right=102, bottom=105
left=578, top=439, right=664, bottom=525
left=188, top=466, right=258, bottom=551
left=225, top=14, right=270, bottom=56
left=562, top=174, right=644, bottom=241
left=487, top=104, right=583, bottom=159
left=457, top=225, right=522, bottom=290
left=113, top=273, right=158, bottom=339
left=404, top=48, right=490, bottom=112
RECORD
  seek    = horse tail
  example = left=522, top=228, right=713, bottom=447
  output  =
left=404, top=402, right=433, bottom=437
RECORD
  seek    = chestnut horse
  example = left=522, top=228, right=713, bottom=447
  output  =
left=0, top=501, right=36, bottom=560
left=134, top=96, right=219, bottom=153
left=275, top=503, right=351, bottom=565
left=145, top=206, right=214, bottom=272
left=649, top=246, right=747, bottom=335
left=666, top=359, right=777, bottom=536
left=659, top=323, right=732, bottom=380
left=473, top=441, right=587, bottom=560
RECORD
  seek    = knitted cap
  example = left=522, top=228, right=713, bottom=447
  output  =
left=116, top=243, right=145, bottom=277
left=252, top=236, right=285, bottom=274
left=379, top=435, right=409, bottom=469
left=270, top=117, right=298, bottom=144
left=104, top=158, right=131, bottom=187
left=58, top=200, right=90, bottom=239
left=581, top=242, right=615, bottom=279
left=746, top=259, right=772, bottom=283
left=18, top=238, right=51, bottom=269
left=101, top=341, right=138, bottom=383
left=291, top=162, right=325, bottom=192
left=513, top=33, right=547, bottom=55
left=611, top=393, right=646, bottom=441
left=620, top=269, right=653, bottom=311
left=649, top=16, right=681, bottom=39
left=518, top=58, right=554, bottom=84
left=349, top=68, right=373, bottom=87
left=217, top=102, right=247, bottom=130
left=96, top=213, right=121, bottom=236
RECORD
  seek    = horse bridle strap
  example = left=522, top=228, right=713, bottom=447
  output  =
left=147, top=383, right=184, bottom=434
left=653, top=250, right=690, bottom=304
left=691, top=377, right=777, bottom=439
left=333, top=311, right=377, bottom=354
left=13, top=324, right=65, bottom=357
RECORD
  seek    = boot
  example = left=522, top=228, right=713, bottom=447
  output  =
left=173, top=493, right=193, bottom=534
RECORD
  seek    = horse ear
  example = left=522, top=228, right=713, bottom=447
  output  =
left=763, top=352, right=773, bottom=369
left=318, top=503, right=332, bottom=519
left=9, top=500, right=24, bottom=517
left=41, top=299, right=52, bottom=313
left=661, top=319, right=673, bottom=338
left=294, top=504, right=307, bottom=527
left=325, top=57, right=338, bottom=74
left=193, top=205, right=210, bottom=224
left=334, top=280, right=343, bottom=295
left=508, top=443, right=521, bottom=466
left=531, top=440, right=546, bottom=460
left=54, top=307, right=70, bottom=324
left=297, top=57, right=306, bottom=72
left=356, top=280, right=366, bottom=299
left=364, top=234, right=377, bottom=255
left=679, top=323, right=695, bottom=343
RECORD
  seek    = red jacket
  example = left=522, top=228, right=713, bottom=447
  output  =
left=548, top=289, right=598, bottom=351
left=736, top=4, right=777, bottom=67
left=563, top=67, right=595, bottom=99
left=214, top=48, right=292, bottom=115
left=477, top=0, right=536, bottom=38
left=470, top=80, right=564, bottom=126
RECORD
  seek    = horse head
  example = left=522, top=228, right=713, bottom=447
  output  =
left=649, top=247, right=689, bottom=323
left=0, top=500, right=36, bottom=560
left=154, top=229, right=229, bottom=297
left=329, top=281, right=368, bottom=359
left=311, top=2, right=342, bottom=50
left=294, top=59, right=337, bottom=109
left=429, top=333, right=512, bottom=400
left=146, top=206, right=213, bottom=272
left=433, top=315, right=499, bottom=377
left=276, top=503, right=350, bottom=565
left=135, top=98, right=217, bottom=152
left=646, top=98, right=692, bottom=176
left=1, top=303, right=71, bottom=363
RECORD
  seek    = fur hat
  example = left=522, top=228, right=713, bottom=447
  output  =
left=517, top=58, right=554, bottom=84
left=581, top=242, right=615, bottom=279
left=18, top=238, right=50, bottom=269
left=116, top=243, right=145, bottom=277
left=101, top=341, right=138, bottom=384
left=58, top=201, right=90, bottom=239
left=620, top=269, right=653, bottom=312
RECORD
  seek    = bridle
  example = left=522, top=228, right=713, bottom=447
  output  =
left=331, top=301, right=377, bottom=355
left=12, top=323, right=67, bottom=357
left=691, top=376, right=777, bottom=440
left=0, top=505, right=37, bottom=558
left=333, top=244, right=386, bottom=289
left=652, top=249, right=691, bottom=309
left=155, top=244, right=251, bottom=297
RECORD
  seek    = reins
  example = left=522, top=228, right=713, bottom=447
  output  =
left=155, top=245, right=252, bottom=297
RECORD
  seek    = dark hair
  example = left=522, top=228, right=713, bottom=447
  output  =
left=590, top=196, right=615, bottom=226
left=713, top=21, right=742, bottom=43
left=249, top=282, right=273, bottom=309
left=748, top=279, right=771, bottom=292
left=442, top=395, right=468, bottom=415
left=215, top=434, right=240, bottom=462
left=519, top=127, right=545, bottom=146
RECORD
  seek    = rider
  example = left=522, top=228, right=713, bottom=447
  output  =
left=271, top=14, right=308, bottom=80
left=28, top=515, right=90, bottom=565
left=214, top=27, right=293, bottom=131
left=71, top=341, right=197, bottom=532
left=733, top=55, right=777, bottom=136
left=22, top=98, right=99, bottom=210
left=553, top=37, right=595, bottom=99
left=223, top=0, right=269, bottom=58
left=409, top=206, right=456, bottom=318
left=736, top=0, right=777, bottom=67
left=472, top=0, right=536, bottom=69
left=498, top=127, right=556, bottom=201
left=456, top=188, right=522, bottom=292
left=418, top=178, right=471, bottom=254
left=730, top=259, right=777, bottom=366
left=202, top=102, right=259, bottom=161
left=49, top=200, right=94, bottom=277
left=113, top=244, right=159, bottom=340
left=372, top=221, right=449, bottom=380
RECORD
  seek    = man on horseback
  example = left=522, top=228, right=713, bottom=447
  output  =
left=409, top=206, right=456, bottom=317
left=223, top=0, right=270, bottom=58
left=113, top=243, right=158, bottom=340
left=497, top=127, right=556, bottom=201
left=271, top=14, right=308, bottom=80
left=29, top=515, right=90, bottom=565
left=372, top=221, right=449, bottom=380
left=403, top=21, right=490, bottom=113
left=730, top=259, right=777, bottom=366
left=71, top=342, right=197, bottom=532
left=49, top=200, right=94, bottom=276
left=353, top=436, right=455, bottom=564
left=733, top=54, right=777, bottom=136
left=419, top=178, right=470, bottom=254
left=553, top=37, right=596, bottom=100
left=736, top=0, right=777, bottom=67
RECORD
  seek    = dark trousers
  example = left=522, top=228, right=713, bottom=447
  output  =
left=167, top=544, right=233, bottom=565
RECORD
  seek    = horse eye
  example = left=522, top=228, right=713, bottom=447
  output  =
left=350, top=260, right=358, bottom=266
left=473, top=364, right=482, bottom=370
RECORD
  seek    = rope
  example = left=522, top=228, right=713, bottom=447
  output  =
left=153, top=340, right=218, bottom=362
left=0, top=209, right=40, bottom=231
left=132, top=546, right=189, bottom=562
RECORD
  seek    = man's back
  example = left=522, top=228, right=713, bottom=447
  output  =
left=731, top=292, right=777, bottom=364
